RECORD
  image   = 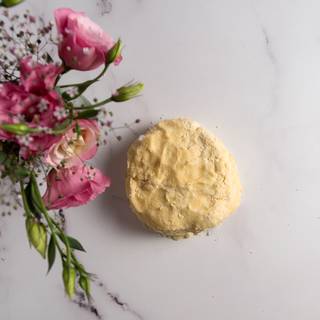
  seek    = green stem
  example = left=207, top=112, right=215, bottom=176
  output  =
left=19, top=181, right=32, bottom=218
left=28, top=172, right=72, bottom=266
left=51, top=219, right=84, bottom=272
left=43, top=210, right=71, bottom=266
left=74, top=97, right=113, bottom=110
left=20, top=179, right=65, bottom=262
left=71, top=251, right=86, bottom=274
left=58, top=64, right=109, bottom=89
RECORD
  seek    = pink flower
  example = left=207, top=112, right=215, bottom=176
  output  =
left=43, top=165, right=110, bottom=209
left=0, top=59, right=66, bottom=158
left=45, top=119, right=99, bottom=167
left=0, top=83, right=27, bottom=139
left=55, top=8, right=120, bottom=71
left=20, top=57, right=62, bottom=94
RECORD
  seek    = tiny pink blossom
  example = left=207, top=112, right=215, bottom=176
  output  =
left=43, top=165, right=110, bottom=209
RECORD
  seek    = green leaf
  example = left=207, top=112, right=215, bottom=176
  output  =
left=25, top=181, right=42, bottom=217
left=25, top=217, right=32, bottom=246
left=0, top=151, right=6, bottom=164
left=1, top=0, right=24, bottom=7
left=66, top=236, right=86, bottom=252
left=15, top=166, right=30, bottom=179
left=57, top=234, right=86, bottom=252
left=30, top=174, right=47, bottom=213
left=20, top=181, right=33, bottom=218
left=106, top=39, right=122, bottom=64
left=47, top=235, right=56, bottom=274
left=76, top=109, right=99, bottom=119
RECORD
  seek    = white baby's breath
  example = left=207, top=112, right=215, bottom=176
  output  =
left=53, top=107, right=68, bottom=120
left=17, top=134, right=33, bottom=147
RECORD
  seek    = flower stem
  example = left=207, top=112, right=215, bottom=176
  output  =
left=58, top=64, right=109, bottom=89
left=74, top=97, right=113, bottom=110
left=50, top=219, right=86, bottom=272
left=19, top=180, right=32, bottom=218
left=42, top=207, right=72, bottom=266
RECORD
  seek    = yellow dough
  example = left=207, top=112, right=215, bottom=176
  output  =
left=126, top=119, right=242, bottom=239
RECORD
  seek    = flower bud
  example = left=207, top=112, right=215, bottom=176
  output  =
left=112, top=82, right=144, bottom=102
left=1, top=123, right=38, bottom=135
left=106, top=39, right=122, bottom=65
left=26, top=218, right=47, bottom=258
left=2, top=0, right=24, bottom=7
left=63, top=265, right=76, bottom=298
left=79, top=275, right=90, bottom=297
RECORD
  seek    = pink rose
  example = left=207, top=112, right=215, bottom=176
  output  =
left=55, top=8, right=120, bottom=71
left=43, top=165, right=110, bottom=209
left=45, top=119, right=99, bottom=167
left=20, top=57, right=62, bottom=94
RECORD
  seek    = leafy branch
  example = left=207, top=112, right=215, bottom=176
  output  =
left=0, top=81, right=144, bottom=138
left=20, top=172, right=91, bottom=299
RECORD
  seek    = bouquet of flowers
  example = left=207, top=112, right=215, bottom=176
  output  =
left=0, top=7, right=143, bottom=299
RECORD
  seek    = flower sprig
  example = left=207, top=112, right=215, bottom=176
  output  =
left=20, top=173, right=91, bottom=298
left=0, top=7, right=143, bottom=300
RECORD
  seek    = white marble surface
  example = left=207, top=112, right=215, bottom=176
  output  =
left=1, top=0, right=320, bottom=319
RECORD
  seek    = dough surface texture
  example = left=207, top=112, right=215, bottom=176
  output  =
left=126, top=119, right=242, bottom=239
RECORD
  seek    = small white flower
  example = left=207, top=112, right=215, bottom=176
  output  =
left=17, top=135, right=33, bottom=147
left=39, top=126, right=52, bottom=134
left=82, top=47, right=91, bottom=55
left=12, top=114, right=26, bottom=123
left=13, top=47, right=25, bottom=59
left=65, top=87, right=79, bottom=98
left=96, top=110, right=106, bottom=123
left=38, top=99, right=49, bottom=112
left=53, top=107, right=68, bottom=120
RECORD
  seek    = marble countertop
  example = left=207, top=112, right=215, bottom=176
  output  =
left=1, top=0, right=320, bottom=319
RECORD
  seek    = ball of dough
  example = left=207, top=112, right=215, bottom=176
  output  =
left=126, top=119, right=242, bottom=239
